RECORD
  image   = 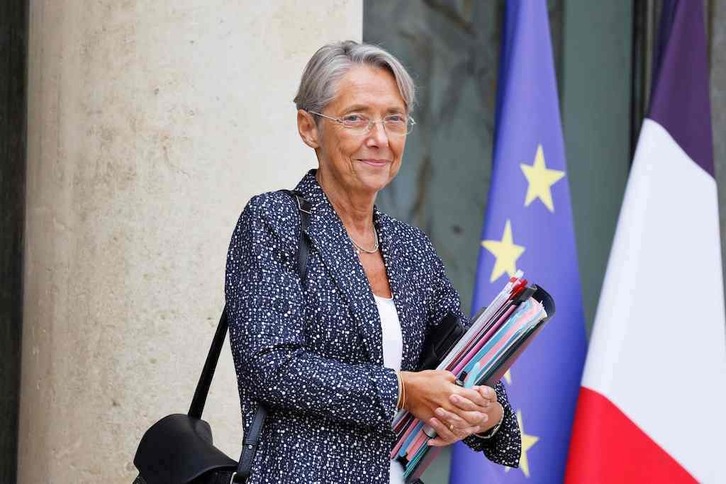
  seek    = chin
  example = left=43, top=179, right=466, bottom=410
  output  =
left=358, top=171, right=395, bottom=194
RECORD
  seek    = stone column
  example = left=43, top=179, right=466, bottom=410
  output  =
left=19, top=1, right=362, bottom=482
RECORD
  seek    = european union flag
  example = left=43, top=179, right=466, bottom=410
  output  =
left=449, top=1, right=587, bottom=483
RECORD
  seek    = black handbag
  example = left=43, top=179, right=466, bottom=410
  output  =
left=133, top=191, right=311, bottom=484
left=417, top=305, right=490, bottom=371
left=417, top=313, right=467, bottom=371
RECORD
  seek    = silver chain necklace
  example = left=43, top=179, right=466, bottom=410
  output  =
left=349, top=224, right=379, bottom=255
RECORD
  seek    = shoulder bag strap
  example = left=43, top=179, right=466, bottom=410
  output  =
left=189, top=190, right=311, bottom=420
left=188, top=308, right=229, bottom=419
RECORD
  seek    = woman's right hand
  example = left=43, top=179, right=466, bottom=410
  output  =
left=400, top=370, right=465, bottom=421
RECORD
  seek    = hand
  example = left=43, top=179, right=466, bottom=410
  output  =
left=400, top=372, right=502, bottom=446
left=400, top=370, right=463, bottom=421
left=427, top=385, right=503, bottom=447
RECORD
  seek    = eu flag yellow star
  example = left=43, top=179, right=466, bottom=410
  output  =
left=504, top=410, right=540, bottom=477
left=520, top=144, right=565, bottom=212
left=481, top=220, right=525, bottom=283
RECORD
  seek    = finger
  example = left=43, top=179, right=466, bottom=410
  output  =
left=429, top=417, right=457, bottom=441
left=434, top=407, right=467, bottom=428
left=428, top=420, right=483, bottom=446
left=435, top=407, right=486, bottom=436
left=475, top=385, right=498, bottom=403
left=440, top=405, right=490, bottom=429
left=452, top=388, right=490, bottom=408
left=449, top=392, right=490, bottom=412
left=427, top=431, right=459, bottom=446
left=427, top=417, right=459, bottom=446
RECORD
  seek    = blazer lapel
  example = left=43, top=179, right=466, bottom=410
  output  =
left=296, top=172, right=383, bottom=365
left=375, top=210, right=420, bottom=371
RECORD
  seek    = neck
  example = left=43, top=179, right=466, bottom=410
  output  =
left=316, top=170, right=376, bottom=236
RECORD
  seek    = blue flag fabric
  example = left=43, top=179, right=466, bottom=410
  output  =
left=449, top=1, right=587, bottom=483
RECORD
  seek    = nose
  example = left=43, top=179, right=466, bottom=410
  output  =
left=365, top=120, right=390, bottom=147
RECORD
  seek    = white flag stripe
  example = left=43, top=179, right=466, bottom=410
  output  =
left=582, top=119, right=726, bottom=482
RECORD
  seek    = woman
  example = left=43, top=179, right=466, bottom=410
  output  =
left=226, top=41, right=521, bottom=483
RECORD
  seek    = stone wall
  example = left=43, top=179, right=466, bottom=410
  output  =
left=19, top=2, right=362, bottom=482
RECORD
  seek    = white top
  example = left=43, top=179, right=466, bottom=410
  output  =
left=373, top=294, right=405, bottom=484
left=375, top=294, right=403, bottom=371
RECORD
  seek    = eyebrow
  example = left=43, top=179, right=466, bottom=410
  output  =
left=342, top=104, right=406, bottom=114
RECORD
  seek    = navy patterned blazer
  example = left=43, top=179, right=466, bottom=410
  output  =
left=225, top=170, right=521, bottom=483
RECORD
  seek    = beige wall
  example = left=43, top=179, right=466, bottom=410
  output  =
left=19, top=1, right=362, bottom=482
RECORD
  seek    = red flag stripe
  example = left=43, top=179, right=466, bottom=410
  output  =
left=566, top=388, right=696, bottom=484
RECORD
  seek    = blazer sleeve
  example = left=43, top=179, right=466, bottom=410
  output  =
left=225, top=195, right=398, bottom=431
left=462, top=382, right=522, bottom=467
left=421, top=233, right=522, bottom=468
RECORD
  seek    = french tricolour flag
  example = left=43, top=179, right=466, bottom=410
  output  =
left=566, top=1, right=726, bottom=482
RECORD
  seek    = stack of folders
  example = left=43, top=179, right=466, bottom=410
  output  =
left=391, top=271, right=555, bottom=481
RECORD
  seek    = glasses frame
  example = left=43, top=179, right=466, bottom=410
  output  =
left=308, top=111, right=416, bottom=137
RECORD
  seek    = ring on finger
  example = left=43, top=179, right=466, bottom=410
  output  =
left=448, top=423, right=455, bottom=432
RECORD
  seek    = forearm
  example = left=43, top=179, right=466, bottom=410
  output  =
left=233, top=329, right=399, bottom=430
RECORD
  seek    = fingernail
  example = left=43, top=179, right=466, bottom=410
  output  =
left=435, top=408, right=445, bottom=417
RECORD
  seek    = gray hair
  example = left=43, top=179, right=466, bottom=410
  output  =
left=294, top=40, right=416, bottom=115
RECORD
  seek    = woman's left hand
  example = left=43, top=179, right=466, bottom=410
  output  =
left=426, top=385, right=503, bottom=447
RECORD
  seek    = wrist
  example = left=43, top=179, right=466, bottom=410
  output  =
left=396, top=371, right=407, bottom=410
left=475, top=402, right=504, bottom=439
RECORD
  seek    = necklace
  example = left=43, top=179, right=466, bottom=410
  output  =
left=349, top=224, right=379, bottom=255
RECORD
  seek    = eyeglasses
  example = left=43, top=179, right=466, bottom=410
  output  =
left=308, top=111, right=416, bottom=137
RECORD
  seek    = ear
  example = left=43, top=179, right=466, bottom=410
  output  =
left=297, top=110, right=321, bottom=149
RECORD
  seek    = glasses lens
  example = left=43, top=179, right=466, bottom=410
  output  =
left=336, top=114, right=414, bottom=136
left=384, top=116, right=413, bottom=136
left=341, top=115, right=370, bottom=133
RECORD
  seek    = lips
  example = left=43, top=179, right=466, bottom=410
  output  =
left=359, top=159, right=390, bottom=167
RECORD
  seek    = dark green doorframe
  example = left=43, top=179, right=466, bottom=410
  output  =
left=630, top=0, right=658, bottom=158
left=0, top=0, right=29, bottom=482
